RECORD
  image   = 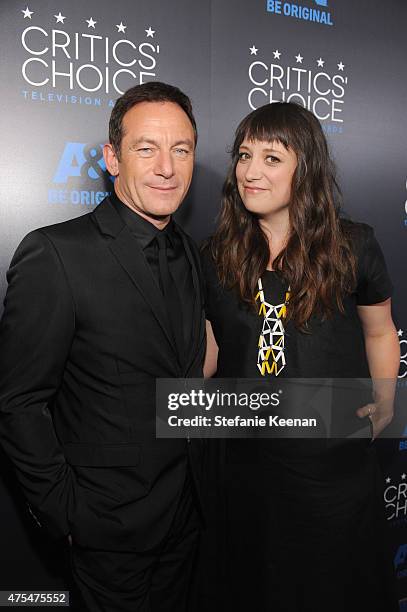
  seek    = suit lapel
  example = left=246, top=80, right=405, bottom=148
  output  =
left=92, top=198, right=180, bottom=367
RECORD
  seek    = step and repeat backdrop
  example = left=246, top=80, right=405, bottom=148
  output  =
left=0, top=0, right=406, bottom=607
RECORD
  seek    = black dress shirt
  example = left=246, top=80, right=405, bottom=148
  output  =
left=110, top=192, right=194, bottom=366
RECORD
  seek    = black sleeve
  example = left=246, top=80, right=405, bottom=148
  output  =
left=0, top=230, right=75, bottom=539
left=355, top=224, right=393, bottom=305
left=200, top=243, right=221, bottom=323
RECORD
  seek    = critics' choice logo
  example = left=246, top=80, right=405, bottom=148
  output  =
left=49, top=142, right=112, bottom=207
left=395, top=544, right=407, bottom=580
left=247, top=45, right=347, bottom=134
left=384, top=473, right=407, bottom=525
left=399, top=329, right=406, bottom=379
left=20, top=6, right=160, bottom=106
left=266, top=0, right=333, bottom=26
left=398, top=339, right=407, bottom=451
left=404, top=177, right=407, bottom=227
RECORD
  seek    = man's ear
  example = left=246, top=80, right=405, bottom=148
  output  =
left=103, top=143, right=119, bottom=176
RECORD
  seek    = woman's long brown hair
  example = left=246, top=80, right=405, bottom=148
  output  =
left=210, top=102, right=356, bottom=329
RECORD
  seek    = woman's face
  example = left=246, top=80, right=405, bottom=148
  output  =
left=235, top=138, right=298, bottom=218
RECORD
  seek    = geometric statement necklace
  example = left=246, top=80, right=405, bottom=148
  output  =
left=255, top=277, right=290, bottom=376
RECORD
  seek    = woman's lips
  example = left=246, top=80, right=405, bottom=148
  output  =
left=243, top=185, right=267, bottom=193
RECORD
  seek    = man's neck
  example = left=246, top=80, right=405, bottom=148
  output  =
left=113, top=187, right=170, bottom=230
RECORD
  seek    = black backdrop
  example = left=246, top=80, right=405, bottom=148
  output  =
left=0, top=0, right=406, bottom=608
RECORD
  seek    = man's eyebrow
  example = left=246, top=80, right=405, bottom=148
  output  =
left=172, top=139, right=194, bottom=149
left=130, top=137, right=159, bottom=147
left=129, top=138, right=195, bottom=148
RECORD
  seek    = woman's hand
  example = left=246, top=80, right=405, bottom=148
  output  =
left=204, top=320, right=218, bottom=378
left=357, top=299, right=399, bottom=440
left=356, top=400, right=394, bottom=440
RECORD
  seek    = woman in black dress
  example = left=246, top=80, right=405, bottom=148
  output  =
left=201, top=102, right=400, bottom=611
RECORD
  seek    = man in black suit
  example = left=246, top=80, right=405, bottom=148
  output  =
left=0, top=82, right=205, bottom=611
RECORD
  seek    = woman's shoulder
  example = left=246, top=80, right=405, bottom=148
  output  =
left=339, top=218, right=376, bottom=259
left=340, top=218, right=373, bottom=242
left=340, top=218, right=392, bottom=302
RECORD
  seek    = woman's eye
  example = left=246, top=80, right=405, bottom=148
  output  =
left=238, top=152, right=250, bottom=161
left=266, top=155, right=280, bottom=163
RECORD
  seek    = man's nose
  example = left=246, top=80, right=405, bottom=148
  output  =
left=153, top=151, right=174, bottom=178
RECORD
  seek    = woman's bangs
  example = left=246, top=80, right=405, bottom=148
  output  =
left=242, top=115, right=292, bottom=151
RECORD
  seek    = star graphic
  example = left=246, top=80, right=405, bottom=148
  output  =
left=273, top=49, right=281, bottom=59
left=402, top=474, right=406, bottom=480
left=385, top=477, right=391, bottom=484
left=250, top=45, right=258, bottom=56
left=398, top=329, right=403, bottom=337
left=295, top=53, right=303, bottom=64
left=317, top=57, right=324, bottom=67
left=86, top=17, right=97, bottom=29
left=54, top=12, right=66, bottom=24
left=145, top=27, right=155, bottom=38
left=337, top=61, right=345, bottom=71
left=22, top=6, right=33, bottom=19
left=116, top=22, right=126, bottom=33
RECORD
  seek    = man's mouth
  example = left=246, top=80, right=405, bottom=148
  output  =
left=147, top=185, right=178, bottom=191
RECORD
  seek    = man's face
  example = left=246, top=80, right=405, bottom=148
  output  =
left=104, top=101, right=195, bottom=222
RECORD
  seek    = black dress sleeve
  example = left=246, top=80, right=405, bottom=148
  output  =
left=355, top=224, right=393, bottom=305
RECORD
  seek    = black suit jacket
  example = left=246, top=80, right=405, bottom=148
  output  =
left=0, top=197, right=206, bottom=551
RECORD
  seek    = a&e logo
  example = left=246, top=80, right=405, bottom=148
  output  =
left=53, top=143, right=106, bottom=182
left=49, top=142, right=112, bottom=207
left=266, top=0, right=334, bottom=26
